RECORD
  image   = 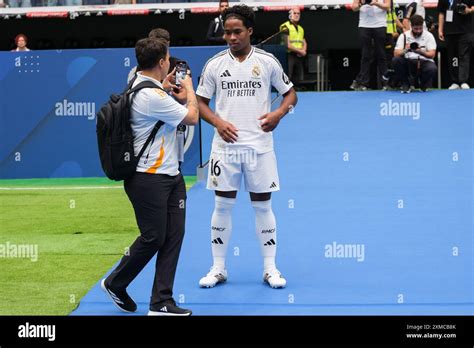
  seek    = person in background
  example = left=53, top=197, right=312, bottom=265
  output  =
left=438, top=0, right=474, bottom=89
left=279, top=6, right=308, bottom=86
left=351, top=0, right=390, bottom=90
left=12, top=34, right=30, bottom=51
left=393, top=14, right=437, bottom=93
left=7, top=0, right=31, bottom=7
left=403, top=0, right=426, bottom=31
left=206, top=0, right=229, bottom=45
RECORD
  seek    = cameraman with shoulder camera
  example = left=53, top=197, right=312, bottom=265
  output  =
left=393, top=14, right=437, bottom=93
left=438, top=0, right=474, bottom=89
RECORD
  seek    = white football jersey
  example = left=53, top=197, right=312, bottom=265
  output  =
left=197, top=47, right=293, bottom=154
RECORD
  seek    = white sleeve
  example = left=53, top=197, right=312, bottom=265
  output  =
left=196, top=60, right=216, bottom=99
left=269, top=55, right=293, bottom=95
left=426, top=33, right=437, bottom=51
left=395, top=34, right=405, bottom=50
left=148, top=90, right=188, bottom=128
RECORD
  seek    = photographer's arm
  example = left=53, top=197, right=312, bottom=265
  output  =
left=438, top=13, right=445, bottom=41
left=415, top=48, right=436, bottom=59
left=393, top=34, right=407, bottom=57
left=173, top=75, right=198, bottom=126
left=352, top=0, right=361, bottom=12
left=371, top=0, right=391, bottom=11
left=462, top=5, right=474, bottom=14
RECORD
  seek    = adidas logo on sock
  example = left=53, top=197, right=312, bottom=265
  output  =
left=212, top=238, right=224, bottom=245
left=160, top=306, right=168, bottom=312
left=270, top=182, right=277, bottom=189
left=220, top=70, right=231, bottom=77
left=264, top=239, right=276, bottom=246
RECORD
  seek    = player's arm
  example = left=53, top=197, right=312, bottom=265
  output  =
left=197, top=96, right=239, bottom=143
left=259, top=88, right=298, bottom=133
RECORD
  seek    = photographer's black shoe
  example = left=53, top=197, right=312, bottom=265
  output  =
left=401, top=85, right=412, bottom=94
left=350, top=80, right=359, bottom=90
left=101, top=279, right=137, bottom=313
left=148, top=299, right=192, bottom=316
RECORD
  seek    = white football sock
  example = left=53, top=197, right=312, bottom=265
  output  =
left=252, top=199, right=277, bottom=271
left=211, top=196, right=235, bottom=269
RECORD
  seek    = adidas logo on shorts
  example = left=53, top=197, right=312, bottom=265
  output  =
left=270, top=182, right=277, bottom=189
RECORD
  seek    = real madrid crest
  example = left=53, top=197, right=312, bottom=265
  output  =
left=251, top=65, right=261, bottom=79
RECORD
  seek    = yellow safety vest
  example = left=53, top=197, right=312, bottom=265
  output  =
left=280, top=21, right=305, bottom=52
left=386, top=10, right=398, bottom=34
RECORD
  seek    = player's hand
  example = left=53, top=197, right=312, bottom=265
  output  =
left=216, top=119, right=238, bottom=143
left=259, top=111, right=281, bottom=132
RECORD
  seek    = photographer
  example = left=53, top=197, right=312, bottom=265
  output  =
left=351, top=0, right=391, bottom=90
left=438, top=0, right=474, bottom=89
left=393, top=14, right=437, bottom=92
left=403, top=0, right=427, bottom=31
left=101, top=38, right=199, bottom=316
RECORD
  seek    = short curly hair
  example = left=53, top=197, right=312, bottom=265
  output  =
left=223, top=4, right=255, bottom=29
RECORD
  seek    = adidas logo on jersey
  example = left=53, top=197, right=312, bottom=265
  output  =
left=212, top=238, right=224, bottom=245
left=270, top=182, right=278, bottom=189
left=220, top=70, right=231, bottom=77
left=264, top=239, right=276, bottom=246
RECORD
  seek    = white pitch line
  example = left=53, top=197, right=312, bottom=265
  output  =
left=0, top=186, right=123, bottom=190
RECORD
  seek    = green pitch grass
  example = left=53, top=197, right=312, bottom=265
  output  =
left=0, top=177, right=196, bottom=315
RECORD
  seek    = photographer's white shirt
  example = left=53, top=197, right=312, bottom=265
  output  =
left=395, top=30, right=437, bottom=62
left=359, top=0, right=388, bottom=28
left=131, top=72, right=188, bottom=176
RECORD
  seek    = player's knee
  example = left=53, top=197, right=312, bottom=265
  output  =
left=251, top=199, right=272, bottom=214
left=214, top=196, right=236, bottom=214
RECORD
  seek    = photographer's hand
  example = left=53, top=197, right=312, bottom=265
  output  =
left=172, top=74, right=193, bottom=104
left=462, top=6, right=473, bottom=14
left=163, top=68, right=177, bottom=92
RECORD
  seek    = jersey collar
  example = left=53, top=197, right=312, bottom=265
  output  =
left=228, top=46, right=254, bottom=63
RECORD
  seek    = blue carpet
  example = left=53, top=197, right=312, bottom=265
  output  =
left=72, top=90, right=473, bottom=315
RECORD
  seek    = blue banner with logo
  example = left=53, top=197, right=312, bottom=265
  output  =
left=0, top=46, right=228, bottom=179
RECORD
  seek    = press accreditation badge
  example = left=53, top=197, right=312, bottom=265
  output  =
left=446, top=10, right=453, bottom=22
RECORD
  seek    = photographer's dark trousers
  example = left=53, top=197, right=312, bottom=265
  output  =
left=446, top=33, right=474, bottom=85
left=288, top=53, right=305, bottom=86
left=106, top=172, right=186, bottom=308
left=392, top=56, right=438, bottom=88
left=356, top=27, right=388, bottom=87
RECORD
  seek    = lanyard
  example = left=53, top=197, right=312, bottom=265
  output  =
left=448, top=0, right=454, bottom=9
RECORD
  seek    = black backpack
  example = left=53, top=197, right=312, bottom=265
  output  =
left=96, top=80, right=165, bottom=181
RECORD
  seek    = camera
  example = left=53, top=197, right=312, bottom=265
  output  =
left=455, top=2, right=468, bottom=14
left=175, top=61, right=188, bottom=87
left=410, top=42, right=419, bottom=50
